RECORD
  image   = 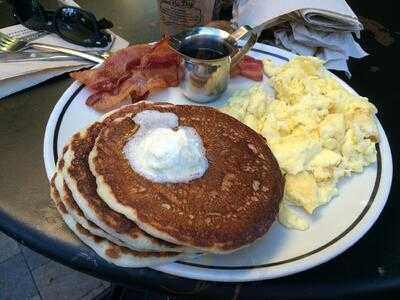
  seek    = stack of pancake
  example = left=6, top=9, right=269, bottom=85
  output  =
left=50, top=101, right=284, bottom=267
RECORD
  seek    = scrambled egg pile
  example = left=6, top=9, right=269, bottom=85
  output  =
left=221, top=56, right=379, bottom=230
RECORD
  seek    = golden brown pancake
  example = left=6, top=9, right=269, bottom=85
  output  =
left=53, top=170, right=123, bottom=246
left=89, top=102, right=284, bottom=253
left=61, top=105, right=193, bottom=252
left=50, top=175, right=186, bottom=267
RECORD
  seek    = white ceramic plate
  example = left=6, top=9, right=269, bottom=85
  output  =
left=43, top=43, right=393, bottom=282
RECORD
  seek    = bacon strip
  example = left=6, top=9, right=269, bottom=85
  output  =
left=71, top=39, right=263, bottom=111
left=86, top=71, right=168, bottom=111
left=70, top=44, right=152, bottom=92
left=71, top=39, right=181, bottom=111
left=233, top=55, right=264, bottom=82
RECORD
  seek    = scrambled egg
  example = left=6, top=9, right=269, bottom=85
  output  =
left=221, top=56, right=379, bottom=230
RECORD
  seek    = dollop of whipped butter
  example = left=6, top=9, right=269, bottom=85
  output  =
left=123, top=110, right=208, bottom=183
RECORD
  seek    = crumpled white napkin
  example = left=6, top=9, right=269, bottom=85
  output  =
left=274, top=23, right=368, bottom=76
left=232, top=0, right=367, bottom=76
left=0, top=23, right=129, bottom=99
left=233, top=0, right=363, bottom=33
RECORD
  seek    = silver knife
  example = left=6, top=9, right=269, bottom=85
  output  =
left=0, top=51, right=108, bottom=63
left=0, top=52, right=84, bottom=63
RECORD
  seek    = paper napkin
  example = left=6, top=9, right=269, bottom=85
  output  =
left=232, top=0, right=367, bottom=75
left=0, top=24, right=129, bottom=99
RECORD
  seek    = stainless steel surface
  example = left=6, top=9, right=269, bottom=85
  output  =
left=228, top=25, right=257, bottom=66
left=0, top=32, right=107, bottom=63
left=0, top=50, right=110, bottom=63
left=169, top=26, right=257, bottom=103
left=5, top=30, right=48, bottom=42
left=0, top=31, right=26, bottom=52
left=19, top=31, right=48, bottom=42
left=0, top=30, right=48, bottom=51
left=169, top=26, right=256, bottom=103
left=28, top=43, right=106, bottom=63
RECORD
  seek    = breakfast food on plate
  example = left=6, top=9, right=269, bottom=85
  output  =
left=53, top=172, right=121, bottom=245
left=70, top=39, right=181, bottom=111
left=59, top=105, right=192, bottom=252
left=221, top=56, right=379, bottom=230
left=70, top=39, right=264, bottom=111
left=89, top=102, right=283, bottom=253
left=231, top=55, right=264, bottom=82
left=50, top=101, right=284, bottom=267
left=50, top=177, right=187, bottom=267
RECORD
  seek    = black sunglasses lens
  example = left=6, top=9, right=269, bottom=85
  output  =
left=55, top=7, right=111, bottom=47
left=12, top=0, right=33, bottom=22
left=56, top=8, right=95, bottom=40
left=11, top=0, right=50, bottom=30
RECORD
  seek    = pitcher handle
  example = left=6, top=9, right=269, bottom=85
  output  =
left=228, top=25, right=257, bottom=67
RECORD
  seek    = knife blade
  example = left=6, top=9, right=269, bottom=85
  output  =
left=0, top=51, right=105, bottom=63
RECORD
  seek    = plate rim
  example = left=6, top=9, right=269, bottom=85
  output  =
left=43, top=43, right=393, bottom=282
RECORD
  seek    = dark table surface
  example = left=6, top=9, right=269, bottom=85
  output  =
left=0, top=1, right=398, bottom=299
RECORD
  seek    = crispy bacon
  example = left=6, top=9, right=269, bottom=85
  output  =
left=141, top=39, right=181, bottom=68
left=71, top=39, right=181, bottom=111
left=86, top=71, right=168, bottom=111
left=71, top=39, right=263, bottom=111
left=70, top=44, right=152, bottom=91
left=233, top=55, right=264, bottom=82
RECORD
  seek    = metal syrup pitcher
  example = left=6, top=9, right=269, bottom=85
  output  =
left=168, top=25, right=257, bottom=103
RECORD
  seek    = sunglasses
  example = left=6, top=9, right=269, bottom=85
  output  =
left=8, top=0, right=113, bottom=47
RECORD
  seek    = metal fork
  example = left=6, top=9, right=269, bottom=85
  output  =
left=7, top=30, right=48, bottom=43
left=0, top=32, right=108, bottom=63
